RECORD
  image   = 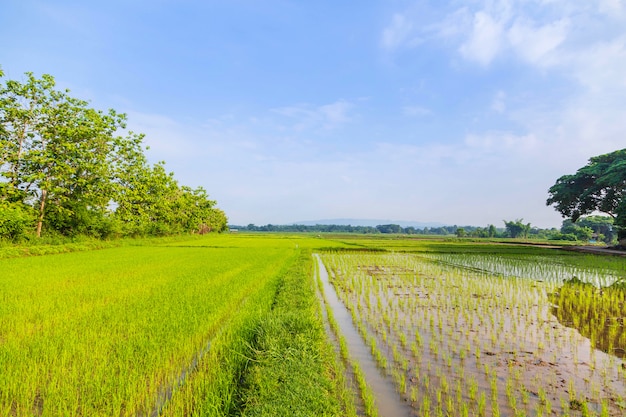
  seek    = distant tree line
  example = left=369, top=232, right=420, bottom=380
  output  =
left=234, top=224, right=478, bottom=236
left=232, top=223, right=485, bottom=235
left=0, top=70, right=227, bottom=241
left=233, top=216, right=617, bottom=244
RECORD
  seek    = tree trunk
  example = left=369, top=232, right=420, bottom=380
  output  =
left=36, top=189, right=47, bottom=238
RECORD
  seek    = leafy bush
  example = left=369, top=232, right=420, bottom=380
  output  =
left=549, top=232, right=578, bottom=241
left=0, top=203, right=35, bottom=241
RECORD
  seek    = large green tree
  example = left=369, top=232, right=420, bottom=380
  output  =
left=0, top=73, right=129, bottom=236
left=1, top=71, right=227, bottom=239
left=547, top=149, right=626, bottom=242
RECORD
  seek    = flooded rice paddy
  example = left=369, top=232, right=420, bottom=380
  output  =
left=317, top=251, right=626, bottom=417
left=316, top=254, right=413, bottom=417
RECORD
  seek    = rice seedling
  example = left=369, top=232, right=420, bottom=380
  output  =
left=319, top=240, right=626, bottom=416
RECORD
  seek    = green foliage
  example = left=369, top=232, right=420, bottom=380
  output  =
left=503, top=219, right=531, bottom=238
left=550, top=278, right=626, bottom=358
left=577, top=215, right=615, bottom=243
left=235, top=252, right=344, bottom=416
left=376, top=224, right=402, bottom=234
left=560, top=219, right=594, bottom=242
left=547, top=148, right=626, bottom=241
left=236, top=223, right=511, bottom=238
left=0, top=201, right=34, bottom=241
left=0, top=71, right=226, bottom=238
left=549, top=232, right=578, bottom=242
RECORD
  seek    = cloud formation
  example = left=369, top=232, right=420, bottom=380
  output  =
left=271, top=100, right=355, bottom=131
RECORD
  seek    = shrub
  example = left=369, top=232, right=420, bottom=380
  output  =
left=0, top=203, right=35, bottom=241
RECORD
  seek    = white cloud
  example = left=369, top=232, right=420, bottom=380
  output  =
left=568, top=36, right=626, bottom=92
left=598, top=0, right=625, bottom=17
left=384, top=1, right=624, bottom=72
left=507, top=18, right=569, bottom=65
left=383, top=1, right=626, bottom=157
left=319, top=101, right=353, bottom=124
left=459, top=11, right=504, bottom=66
left=125, top=111, right=195, bottom=159
left=464, top=131, right=539, bottom=154
left=272, top=100, right=355, bottom=131
left=432, top=7, right=472, bottom=39
left=381, top=13, right=416, bottom=50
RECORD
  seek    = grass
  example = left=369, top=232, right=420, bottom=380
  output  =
left=0, top=234, right=351, bottom=416
left=231, top=250, right=348, bottom=417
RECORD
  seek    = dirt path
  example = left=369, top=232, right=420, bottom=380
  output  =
left=562, top=246, right=626, bottom=256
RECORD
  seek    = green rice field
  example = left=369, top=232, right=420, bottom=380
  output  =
left=0, top=235, right=349, bottom=416
left=1, top=234, right=625, bottom=416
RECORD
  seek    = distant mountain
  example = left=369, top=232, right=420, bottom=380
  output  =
left=290, top=218, right=447, bottom=228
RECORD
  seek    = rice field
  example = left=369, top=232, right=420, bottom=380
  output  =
left=320, top=247, right=626, bottom=417
left=0, top=234, right=349, bottom=416
left=2, top=233, right=626, bottom=416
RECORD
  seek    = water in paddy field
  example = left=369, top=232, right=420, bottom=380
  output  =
left=315, top=254, right=414, bottom=417
left=320, top=252, right=626, bottom=416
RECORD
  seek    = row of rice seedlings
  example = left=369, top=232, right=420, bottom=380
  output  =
left=313, top=259, right=360, bottom=417
left=0, top=244, right=294, bottom=416
left=317, top=260, right=377, bottom=417
left=322, top=251, right=626, bottom=416
left=421, top=252, right=626, bottom=287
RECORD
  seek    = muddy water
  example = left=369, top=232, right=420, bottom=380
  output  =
left=315, top=254, right=414, bottom=417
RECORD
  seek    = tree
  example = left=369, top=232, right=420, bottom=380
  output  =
left=1, top=71, right=227, bottom=239
left=376, top=224, right=402, bottom=234
left=547, top=148, right=626, bottom=242
left=560, top=215, right=615, bottom=244
left=0, top=200, right=34, bottom=241
left=560, top=219, right=594, bottom=242
left=504, top=219, right=531, bottom=238
left=0, top=72, right=127, bottom=237
left=577, top=215, right=614, bottom=244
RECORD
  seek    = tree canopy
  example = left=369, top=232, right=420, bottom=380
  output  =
left=0, top=71, right=227, bottom=240
left=503, top=219, right=531, bottom=238
left=547, top=148, right=626, bottom=241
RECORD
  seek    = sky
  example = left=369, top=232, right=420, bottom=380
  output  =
left=2, top=0, right=625, bottom=228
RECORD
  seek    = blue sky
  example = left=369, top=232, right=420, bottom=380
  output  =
left=2, top=0, right=625, bottom=227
